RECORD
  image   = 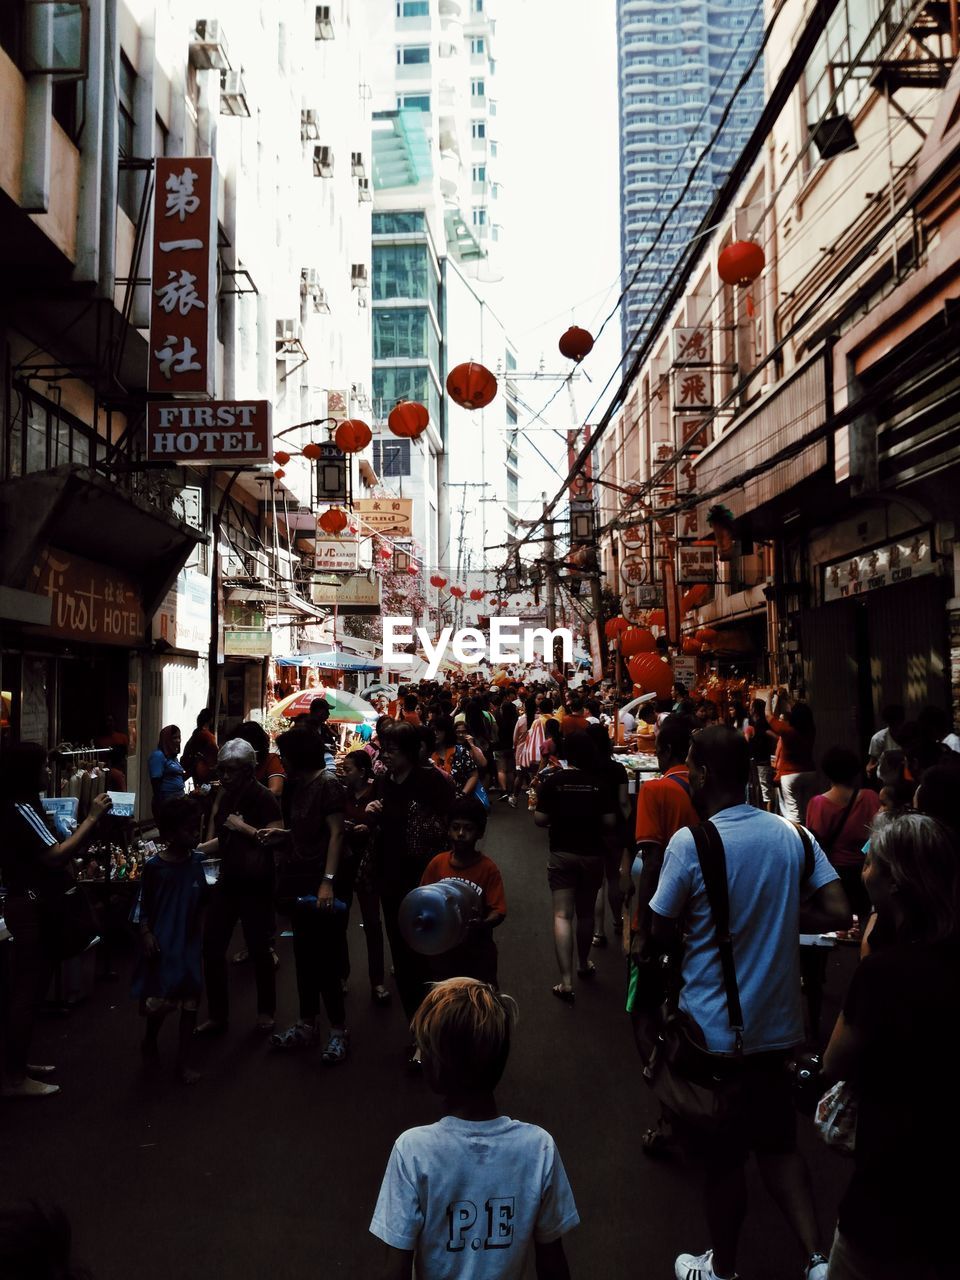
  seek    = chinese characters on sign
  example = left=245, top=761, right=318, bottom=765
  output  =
left=29, top=548, right=146, bottom=646
left=354, top=498, right=413, bottom=537
left=619, top=554, right=648, bottom=586
left=313, top=538, right=360, bottom=573
left=309, top=574, right=382, bottom=615
left=822, top=533, right=933, bottom=602
left=148, top=158, right=217, bottom=396
left=671, top=327, right=712, bottom=366
left=146, top=402, right=272, bottom=463
left=567, top=426, right=594, bottom=503
left=672, top=369, right=714, bottom=410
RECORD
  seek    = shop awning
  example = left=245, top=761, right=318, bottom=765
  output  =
left=276, top=651, right=381, bottom=672
left=0, top=465, right=205, bottom=617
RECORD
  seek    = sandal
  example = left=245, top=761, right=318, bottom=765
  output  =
left=577, top=963, right=597, bottom=980
left=269, top=1021, right=317, bottom=1051
left=552, top=984, right=575, bottom=1004
left=371, top=985, right=392, bottom=1005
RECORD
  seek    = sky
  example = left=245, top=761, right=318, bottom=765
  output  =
left=485, top=0, right=622, bottom=524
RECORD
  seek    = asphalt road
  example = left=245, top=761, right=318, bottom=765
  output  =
left=4, top=799, right=854, bottom=1279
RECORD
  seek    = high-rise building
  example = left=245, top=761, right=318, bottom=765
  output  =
left=617, top=0, right=764, bottom=355
left=367, top=0, right=515, bottom=602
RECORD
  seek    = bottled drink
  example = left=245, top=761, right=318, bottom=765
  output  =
left=398, top=879, right=482, bottom=955
left=527, top=787, right=537, bottom=810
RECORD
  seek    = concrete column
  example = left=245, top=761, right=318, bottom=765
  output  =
left=21, top=2, right=53, bottom=212
left=75, top=0, right=106, bottom=282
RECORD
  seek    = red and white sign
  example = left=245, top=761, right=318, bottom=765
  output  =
left=146, top=401, right=272, bottom=463
left=567, top=426, right=594, bottom=503
left=148, top=157, right=217, bottom=396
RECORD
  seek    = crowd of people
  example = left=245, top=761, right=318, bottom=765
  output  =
left=2, top=674, right=959, bottom=1280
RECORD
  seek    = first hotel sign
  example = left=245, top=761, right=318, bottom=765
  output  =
left=146, top=401, right=272, bottom=463
left=148, top=157, right=217, bottom=396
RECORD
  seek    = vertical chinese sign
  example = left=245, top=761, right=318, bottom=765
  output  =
left=148, top=158, right=217, bottom=397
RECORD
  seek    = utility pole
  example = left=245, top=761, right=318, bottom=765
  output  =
left=543, top=491, right=556, bottom=631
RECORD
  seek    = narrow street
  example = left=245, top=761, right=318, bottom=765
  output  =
left=4, top=799, right=853, bottom=1280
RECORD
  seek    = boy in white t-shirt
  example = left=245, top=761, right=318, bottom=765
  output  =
left=369, top=978, right=579, bottom=1279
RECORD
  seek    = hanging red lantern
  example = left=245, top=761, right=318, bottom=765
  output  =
left=334, top=419, right=372, bottom=453
left=388, top=401, right=430, bottom=439
left=273, top=450, right=291, bottom=466
left=450, top=586, right=466, bottom=598
left=274, top=469, right=285, bottom=480
left=446, top=362, right=498, bottom=410
left=558, top=325, right=595, bottom=363
left=717, top=240, right=765, bottom=287
left=681, top=636, right=701, bottom=655
left=620, top=627, right=657, bottom=657
left=302, top=442, right=323, bottom=460
left=626, top=653, right=673, bottom=699
left=430, top=575, right=447, bottom=589
left=407, top=565, right=418, bottom=576
left=681, top=584, right=711, bottom=613
left=318, top=507, right=348, bottom=535
left=379, top=547, right=393, bottom=561
left=469, top=589, right=484, bottom=602
left=647, top=608, right=666, bottom=627
left=604, top=616, right=631, bottom=641
left=695, top=627, right=719, bottom=648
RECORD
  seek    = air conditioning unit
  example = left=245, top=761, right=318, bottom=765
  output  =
left=350, top=263, right=368, bottom=287
left=351, top=151, right=365, bottom=177
left=246, top=550, right=270, bottom=581
left=357, top=177, right=372, bottom=202
left=313, top=288, right=331, bottom=315
left=301, top=267, right=322, bottom=295
left=276, top=318, right=298, bottom=343
left=301, top=108, right=320, bottom=141
left=190, top=19, right=231, bottom=70
left=313, top=145, right=334, bottom=177
left=315, top=5, right=335, bottom=39
left=219, top=69, right=250, bottom=117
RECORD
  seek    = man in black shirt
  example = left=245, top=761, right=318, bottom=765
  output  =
left=535, top=732, right=615, bottom=1000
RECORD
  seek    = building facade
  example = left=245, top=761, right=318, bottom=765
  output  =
left=601, top=0, right=960, bottom=751
left=0, top=0, right=373, bottom=813
left=616, top=0, right=764, bottom=354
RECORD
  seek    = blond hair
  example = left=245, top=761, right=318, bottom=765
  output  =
left=411, top=978, right=518, bottom=1094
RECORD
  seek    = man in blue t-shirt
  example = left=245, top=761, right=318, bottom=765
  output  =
left=650, top=726, right=850, bottom=1280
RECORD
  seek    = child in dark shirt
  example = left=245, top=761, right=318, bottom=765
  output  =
left=420, top=795, right=506, bottom=987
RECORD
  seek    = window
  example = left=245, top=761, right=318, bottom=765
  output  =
left=489, top=140, right=498, bottom=157
left=397, top=0, right=430, bottom=13
left=373, top=438, right=411, bottom=478
left=397, top=93, right=431, bottom=112
left=373, top=366, right=439, bottom=425
left=397, top=45, right=430, bottom=64
left=118, top=52, right=138, bottom=220
left=471, top=78, right=485, bottom=97
left=471, top=120, right=485, bottom=138
left=373, top=211, right=426, bottom=233
left=374, top=307, right=438, bottom=364
left=6, top=386, right=95, bottom=480
left=488, top=99, right=497, bottom=116
left=472, top=207, right=486, bottom=226
left=154, top=113, right=169, bottom=158
left=472, top=0, right=484, bottom=11
left=373, top=243, right=432, bottom=300
left=472, top=165, right=486, bottom=182
left=470, top=37, right=485, bottom=54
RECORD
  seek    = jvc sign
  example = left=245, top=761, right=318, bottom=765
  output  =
left=146, top=401, right=272, bottom=463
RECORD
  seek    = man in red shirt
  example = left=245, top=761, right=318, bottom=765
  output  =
left=560, top=694, right=590, bottom=737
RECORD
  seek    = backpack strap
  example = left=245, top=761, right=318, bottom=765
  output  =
left=792, top=822, right=815, bottom=884
left=690, top=821, right=744, bottom=1054
left=666, top=772, right=692, bottom=797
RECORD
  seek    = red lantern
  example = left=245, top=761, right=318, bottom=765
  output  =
left=450, top=586, right=466, bottom=599
left=446, top=362, right=498, bottom=410
left=273, top=450, right=291, bottom=466
left=558, top=325, right=595, bottom=363
left=469, top=589, right=484, bottom=601
left=647, top=608, right=666, bottom=627
left=274, top=469, right=285, bottom=480
left=681, top=636, right=701, bottom=655
left=626, top=654, right=673, bottom=699
left=695, top=627, right=719, bottom=649
left=620, top=627, right=657, bottom=657
left=318, top=507, right=349, bottom=535
left=334, top=419, right=372, bottom=453
left=407, top=565, right=418, bottom=576
left=717, top=240, right=765, bottom=287
left=379, top=547, right=393, bottom=561
left=681, top=584, right=710, bottom=613
left=430, top=575, right=447, bottom=589
left=604, top=616, right=630, bottom=641
left=302, top=442, right=323, bottom=460
left=388, top=401, right=430, bottom=439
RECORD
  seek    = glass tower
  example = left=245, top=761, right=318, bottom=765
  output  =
left=617, top=0, right=764, bottom=355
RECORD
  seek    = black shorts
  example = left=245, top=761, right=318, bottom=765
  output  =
left=678, top=1050, right=797, bottom=1160
left=546, top=850, right=605, bottom=896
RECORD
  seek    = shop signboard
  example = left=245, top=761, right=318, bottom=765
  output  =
left=28, top=547, right=145, bottom=646
left=671, top=327, right=712, bottom=366
left=587, top=619, right=604, bottom=681
left=678, top=545, right=716, bottom=584
left=313, top=538, right=360, bottom=573
left=673, top=655, right=698, bottom=690
left=822, top=531, right=934, bottom=603
left=567, top=427, right=594, bottom=503
left=145, top=401, right=272, bottom=463
left=327, top=389, right=349, bottom=421
left=309, top=574, right=381, bottom=615
left=315, top=442, right=348, bottom=502
left=224, top=629, right=274, bottom=657
left=354, top=498, right=413, bottom=537
left=620, top=554, right=648, bottom=587
left=672, top=367, right=714, bottom=413
left=148, top=157, right=217, bottom=396
left=153, top=568, right=211, bottom=652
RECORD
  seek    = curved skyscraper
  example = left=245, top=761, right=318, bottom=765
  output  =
left=617, top=0, right=764, bottom=356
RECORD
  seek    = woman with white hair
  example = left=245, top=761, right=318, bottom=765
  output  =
left=194, top=737, right=283, bottom=1037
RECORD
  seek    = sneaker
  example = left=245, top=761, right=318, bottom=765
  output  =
left=321, top=1031, right=349, bottom=1065
left=270, top=1021, right=317, bottom=1051
left=804, top=1254, right=829, bottom=1280
left=507, top=795, right=518, bottom=808
left=674, top=1249, right=738, bottom=1280
left=498, top=792, right=510, bottom=802
left=2, top=1077, right=60, bottom=1099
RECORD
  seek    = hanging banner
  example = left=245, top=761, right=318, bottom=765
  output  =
left=354, top=498, right=413, bottom=537
left=146, top=401, right=272, bottom=463
left=149, top=157, right=217, bottom=396
left=567, top=426, right=594, bottom=503
left=663, top=558, right=681, bottom=647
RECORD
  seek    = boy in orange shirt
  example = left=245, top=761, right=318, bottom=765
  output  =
left=420, top=794, right=506, bottom=987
